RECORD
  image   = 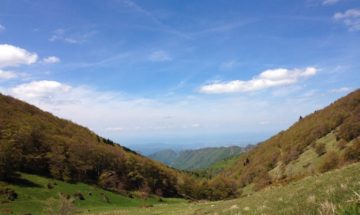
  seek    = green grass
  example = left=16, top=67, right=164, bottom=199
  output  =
left=2, top=162, right=360, bottom=215
left=99, top=162, right=360, bottom=215
left=0, top=173, right=186, bottom=215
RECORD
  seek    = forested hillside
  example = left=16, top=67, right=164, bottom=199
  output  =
left=149, top=146, right=245, bottom=170
left=212, top=89, right=360, bottom=193
left=0, top=94, right=208, bottom=199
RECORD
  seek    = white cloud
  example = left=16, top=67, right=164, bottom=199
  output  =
left=9, top=80, right=71, bottom=100
left=200, top=67, right=317, bottom=94
left=330, top=87, right=351, bottom=93
left=149, top=51, right=172, bottom=62
left=0, top=44, right=38, bottom=68
left=2, top=79, right=333, bottom=145
left=43, top=56, right=60, bottom=64
left=334, top=9, right=360, bottom=31
left=0, top=24, right=5, bottom=32
left=322, top=0, right=341, bottom=5
left=0, top=69, right=17, bottom=79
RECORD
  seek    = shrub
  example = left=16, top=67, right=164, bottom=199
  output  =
left=319, top=151, right=339, bottom=173
left=43, top=194, right=76, bottom=215
left=337, top=118, right=360, bottom=142
left=254, top=172, right=272, bottom=191
left=315, top=143, right=327, bottom=156
left=342, top=139, right=360, bottom=162
left=337, top=139, right=348, bottom=150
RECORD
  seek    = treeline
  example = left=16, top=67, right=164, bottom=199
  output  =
left=0, top=94, right=236, bottom=200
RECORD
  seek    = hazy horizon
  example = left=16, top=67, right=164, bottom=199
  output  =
left=0, top=0, right=359, bottom=149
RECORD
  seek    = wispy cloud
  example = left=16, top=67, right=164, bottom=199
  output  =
left=334, top=8, right=360, bottom=31
left=220, top=60, right=238, bottom=70
left=0, top=69, right=17, bottom=79
left=322, top=0, right=341, bottom=6
left=42, top=56, right=60, bottom=64
left=190, top=20, right=253, bottom=37
left=0, top=24, right=5, bottom=32
left=49, top=28, right=96, bottom=44
left=330, top=87, right=351, bottom=93
left=120, top=0, right=190, bottom=39
left=199, top=67, right=317, bottom=94
left=148, top=51, right=172, bottom=62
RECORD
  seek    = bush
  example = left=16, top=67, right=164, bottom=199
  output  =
left=0, top=188, right=18, bottom=201
left=315, top=143, right=327, bottom=156
left=337, top=118, right=360, bottom=142
left=337, top=139, right=348, bottom=150
left=319, top=151, right=339, bottom=173
left=342, top=139, right=360, bottom=162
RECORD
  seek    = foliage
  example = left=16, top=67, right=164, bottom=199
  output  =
left=0, top=94, right=198, bottom=199
left=342, top=138, right=360, bottom=162
left=43, top=194, right=76, bottom=215
left=319, top=151, right=339, bottom=173
left=315, top=143, right=327, bottom=156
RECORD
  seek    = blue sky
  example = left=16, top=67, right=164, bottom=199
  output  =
left=0, top=0, right=359, bottom=149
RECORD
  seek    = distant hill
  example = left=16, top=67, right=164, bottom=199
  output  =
left=148, top=146, right=247, bottom=170
left=148, top=149, right=178, bottom=165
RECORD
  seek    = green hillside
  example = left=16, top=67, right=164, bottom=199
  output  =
left=147, top=149, right=178, bottom=166
left=0, top=93, right=199, bottom=199
left=148, top=146, right=245, bottom=170
left=0, top=172, right=185, bottom=215
left=61, top=162, right=360, bottom=215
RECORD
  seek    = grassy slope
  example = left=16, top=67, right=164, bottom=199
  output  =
left=0, top=173, right=185, bottom=215
left=98, top=162, right=360, bottom=215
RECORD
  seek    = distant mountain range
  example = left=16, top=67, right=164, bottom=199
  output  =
left=148, top=145, right=251, bottom=170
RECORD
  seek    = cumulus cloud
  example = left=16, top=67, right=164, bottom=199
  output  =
left=42, top=56, right=60, bottom=64
left=9, top=80, right=72, bottom=101
left=334, top=8, right=360, bottom=31
left=0, top=69, right=18, bottom=79
left=199, top=67, right=317, bottom=94
left=149, top=51, right=172, bottom=62
left=322, top=0, right=341, bottom=5
left=0, top=44, right=38, bottom=68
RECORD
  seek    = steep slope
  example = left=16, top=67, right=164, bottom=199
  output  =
left=149, top=146, right=245, bottom=170
left=0, top=93, right=189, bottom=198
left=213, top=89, right=360, bottom=193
